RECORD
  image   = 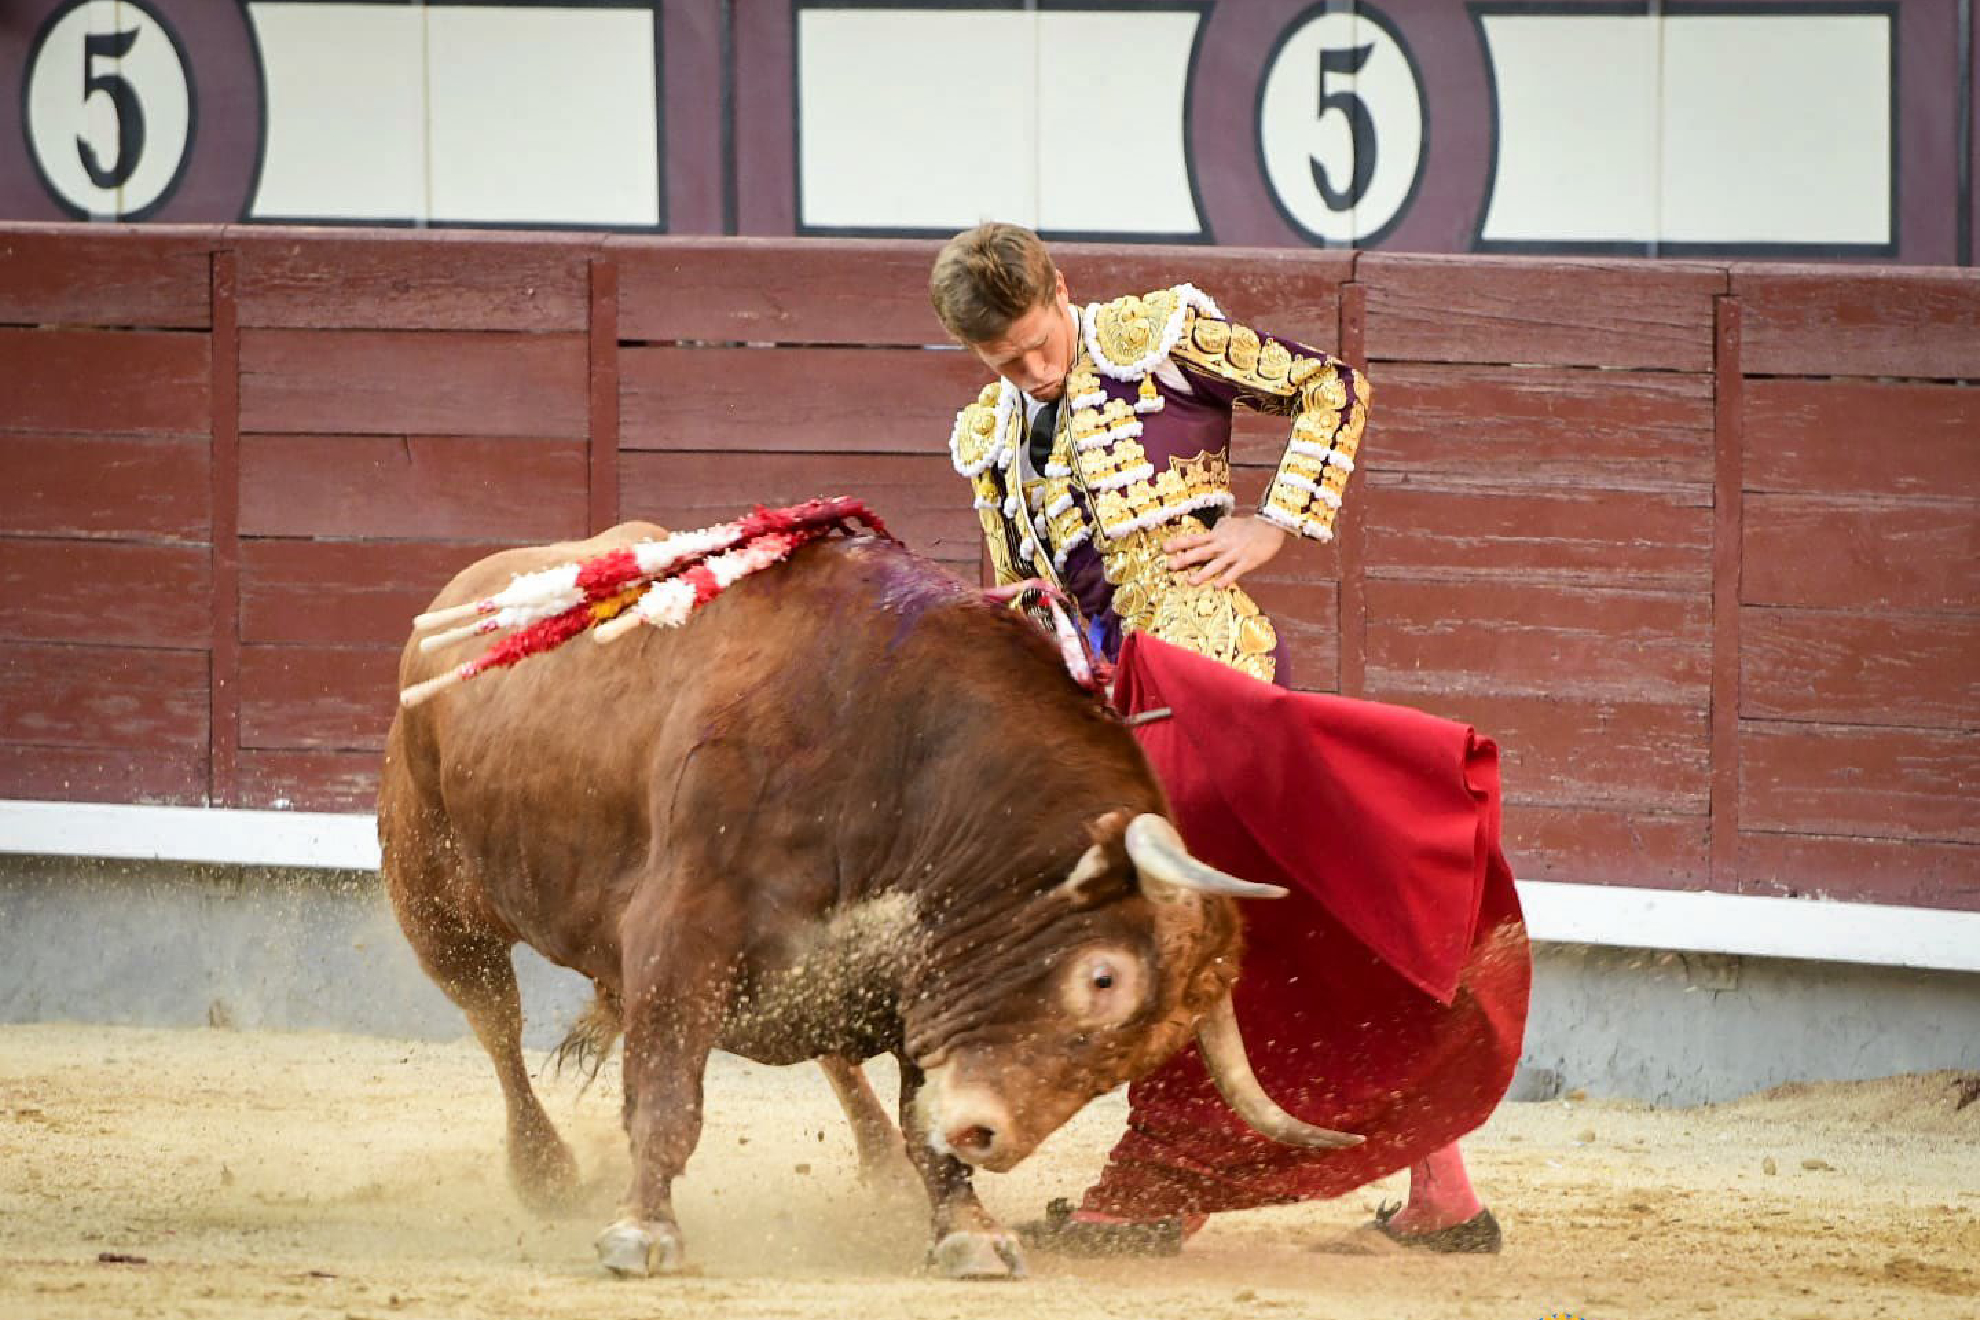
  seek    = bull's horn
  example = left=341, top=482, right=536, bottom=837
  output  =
left=1196, top=994, right=1362, bottom=1149
left=1124, top=815, right=1288, bottom=902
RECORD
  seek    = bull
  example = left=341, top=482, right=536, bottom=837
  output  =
left=380, top=522, right=1355, bottom=1280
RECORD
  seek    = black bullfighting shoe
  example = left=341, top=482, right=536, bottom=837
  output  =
left=1015, top=1197, right=1189, bottom=1258
left=1370, top=1200, right=1504, bottom=1254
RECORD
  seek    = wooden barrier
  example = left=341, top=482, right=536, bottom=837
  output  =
left=0, top=225, right=1973, bottom=912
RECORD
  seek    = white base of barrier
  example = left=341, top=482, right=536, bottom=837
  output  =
left=3, top=800, right=1975, bottom=976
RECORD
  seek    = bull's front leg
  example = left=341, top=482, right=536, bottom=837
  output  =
left=895, top=1055, right=1026, bottom=1280
left=595, top=886, right=740, bottom=1277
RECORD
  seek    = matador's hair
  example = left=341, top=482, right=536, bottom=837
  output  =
left=928, top=222, right=1059, bottom=344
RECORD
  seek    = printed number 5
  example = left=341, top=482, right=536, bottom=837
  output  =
left=79, top=28, right=145, bottom=189
left=1312, top=43, right=1375, bottom=213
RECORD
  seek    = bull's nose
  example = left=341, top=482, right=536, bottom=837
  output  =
left=946, top=1123, right=1000, bottom=1161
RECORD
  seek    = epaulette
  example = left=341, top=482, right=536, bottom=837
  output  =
left=1081, top=284, right=1223, bottom=382
left=948, top=380, right=1014, bottom=477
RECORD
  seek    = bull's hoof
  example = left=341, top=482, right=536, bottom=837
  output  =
left=594, top=1219, right=685, bottom=1276
left=927, top=1230, right=1027, bottom=1280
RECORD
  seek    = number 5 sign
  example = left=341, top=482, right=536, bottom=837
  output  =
left=1186, top=0, right=1495, bottom=254
left=1256, top=4, right=1427, bottom=246
left=5, top=0, right=263, bottom=222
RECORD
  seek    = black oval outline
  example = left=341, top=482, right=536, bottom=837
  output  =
left=21, top=0, right=202, bottom=221
left=1250, top=0, right=1431, bottom=249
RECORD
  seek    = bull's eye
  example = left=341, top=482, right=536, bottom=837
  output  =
left=1063, top=948, right=1141, bottom=1025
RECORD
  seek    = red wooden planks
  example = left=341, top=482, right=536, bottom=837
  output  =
left=0, top=330, right=211, bottom=437
left=1364, top=579, right=1712, bottom=702
left=1370, top=690, right=1711, bottom=815
left=0, top=228, right=212, bottom=329
left=1056, top=245, right=1351, bottom=339
left=0, top=742, right=208, bottom=806
left=588, top=258, right=621, bottom=533
left=1242, top=576, right=1340, bottom=694
left=210, top=249, right=242, bottom=809
left=620, top=345, right=991, bottom=453
left=614, top=237, right=945, bottom=345
left=1742, top=609, right=1980, bottom=730
left=1738, top=832, right=1980, bottom=911
left=0, top=539, right=210, bottom=648
left=1741, top=721, right=1978, bottom=844
left=1359, top=254, right=1724, bottom=371
left=1743, top=378, right=1980, bottom=499
left=1742, top=496, right=1979, bottom=614
left=1364, top=481, right=1712, bottom=591
left=238, top=646, right=401, bottom=752
left=241, top=539, right=531, bottom=648
left=0, top=642, right=207, bottom=748
left=1709, top=297, right=1743, bottom=889
left=0, top=435, right=210, bottom=541
left=1370, top=364, right=1716, bottom=491
left=238, top=435, right=590, bottom=541
left=238, top=330, right=588, bottom=437
left=234, top=232, right=591, bottom=332
left=612, top=239, right=1343, bottom=350
left=235, top=750, right=382, bottom=814
left=1502, top=805, right=1711, bottom=889
left=618, top=451, right=982, bottom=569
left=1736, top=267, right=1980, bottom=379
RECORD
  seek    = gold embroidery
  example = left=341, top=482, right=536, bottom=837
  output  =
left=1169, top=450, right=1231, bottom=499
left=954, top=385, right=1003, bottom=472
left=1100, top=517, right=1277, bottom=683
left=1227, top=325, right=1261, bottom=375
left=1191, top=315, right=1230, bottom=356
left=1258, top=339, right=1293, bottom=384
left=1091, top=288, right=1182, bottom=371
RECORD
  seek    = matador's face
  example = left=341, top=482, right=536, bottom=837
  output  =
left=967, top=270, right=1078, bottom=402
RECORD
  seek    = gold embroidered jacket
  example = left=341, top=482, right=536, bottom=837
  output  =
left=948, top=284, right=1367, bottom=683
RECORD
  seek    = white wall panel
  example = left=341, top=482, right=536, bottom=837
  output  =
left=1034, top=11, right=1199, bottom=235
left=1659, top=15, right=1890, bottom=245
left=1482, top=10, right=1894, bottom=248
left=1479, top=15, right=1661, bottom=244
left=798, top=7, right=1201, bottom=235
left=248, top=3, right=427, bottom=221
left=424, top=6, right=659, bottom=226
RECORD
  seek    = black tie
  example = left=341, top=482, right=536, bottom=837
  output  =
left=1027, top=397, right=1061, bottom=473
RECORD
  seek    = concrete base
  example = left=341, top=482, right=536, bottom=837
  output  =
left=3, top=857, right=1974, bottom=1105
left=0, top=857, right=593, bottom=1046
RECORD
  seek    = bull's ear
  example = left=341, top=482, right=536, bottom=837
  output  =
left=1055, top=808, right=1134, bottom=906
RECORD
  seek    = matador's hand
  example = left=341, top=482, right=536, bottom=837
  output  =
left=1164, top=515, right=1288, bottom=589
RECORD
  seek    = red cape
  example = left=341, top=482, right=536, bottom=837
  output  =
left=1082, top=633, right=1531, bottom=1216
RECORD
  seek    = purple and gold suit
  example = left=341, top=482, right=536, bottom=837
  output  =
left=948, top=285, right=1368, bottom=684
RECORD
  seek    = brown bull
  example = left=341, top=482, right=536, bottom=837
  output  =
left=380, top=523, right=1353, bottom=1280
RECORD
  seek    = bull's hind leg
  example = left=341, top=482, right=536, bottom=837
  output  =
left=896, top=1055, right=1025, bottom=1280
left=818, top=1056, right=909, bottom=1185
left=391, top=893, right=580, bottom=1211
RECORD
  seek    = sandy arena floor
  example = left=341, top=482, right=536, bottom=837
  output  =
left=0, top=1024, right=1974, bottom=1319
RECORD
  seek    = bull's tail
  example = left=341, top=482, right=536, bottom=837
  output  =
left=547, top=988, right=623, bottom=1093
